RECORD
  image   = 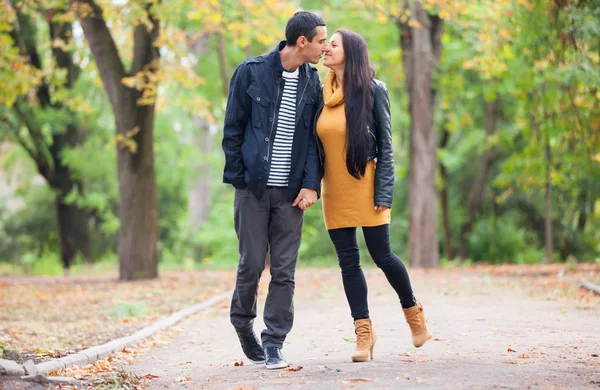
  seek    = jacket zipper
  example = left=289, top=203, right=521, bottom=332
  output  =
left=297, top=77, right=309, bottom=111
left=368, top=127, right=377, bottom=140
left=266, top=77, right=282, bottom=163
left=313, top=103, right=325, bottom=166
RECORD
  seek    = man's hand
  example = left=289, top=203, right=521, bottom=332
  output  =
left=374, top=205, right=390, bottom=211
left=293, top=188, right=318, bottom=211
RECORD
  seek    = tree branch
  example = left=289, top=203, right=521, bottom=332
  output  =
left=70, top=0, right=126, bottom=111
left=130, top=1, right=160, bottom=75
left=8, top=108, right=54, bottom=182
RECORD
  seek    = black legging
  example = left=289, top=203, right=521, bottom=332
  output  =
left=328, top=224, right=416, bottom=320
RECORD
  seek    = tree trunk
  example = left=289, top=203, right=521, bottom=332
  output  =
left=188, top=117, right=213, bottom=228
left=117, top=102, right=159, bottom=279
left=544, top=134, right=553, bottom=263
left=56, top=196, right=91, bottom=269
left=399, top=1, right=443, bottom=268
left=50, top=122, right=92, bottom=268
left=73, top=0, right=160, bottom=280
left=9, top=3, right=91, bottom=270
left=458, top=98, right=501, bottom=260
left=187, top=33, right=214, bottom=230
left=216, top=31, right=230, bottom=96
left=438, top=128, right=453, bottom=260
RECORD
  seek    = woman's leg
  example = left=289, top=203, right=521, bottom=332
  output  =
left=362, top=224, right=416, bottom=309
left=328, top=227, right=369, bottom=320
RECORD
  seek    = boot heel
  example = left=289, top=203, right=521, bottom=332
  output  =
left=369, top=345, right=374, bottom=360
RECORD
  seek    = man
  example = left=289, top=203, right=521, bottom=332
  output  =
left=221, top=12, right=327, bottom=369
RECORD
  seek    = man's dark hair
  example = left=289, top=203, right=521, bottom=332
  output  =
left=285, top=11, right=326, bottom=46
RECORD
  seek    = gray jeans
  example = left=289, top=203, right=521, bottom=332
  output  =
left=230, top=186, right=303, bottom=348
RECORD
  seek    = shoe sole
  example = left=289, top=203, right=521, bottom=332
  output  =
left=248, top=359, right=265, bottom=364
left=265, top=362, right=289, bottom=370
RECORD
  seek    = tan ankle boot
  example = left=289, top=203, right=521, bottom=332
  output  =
left=403, top=300, right=431, bottom=348
left=352, top=318, right=376, bottom=362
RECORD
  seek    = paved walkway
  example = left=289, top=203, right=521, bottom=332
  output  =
left=129, top=269, right=600, bottom=389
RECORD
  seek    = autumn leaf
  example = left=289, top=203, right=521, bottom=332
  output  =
left=507, top=348, right=516, bottom=352
left=142, top=374, right=160, bottom=379
left=343, top=378, right=373, bottom=384
left=234, top=360, right=244, bottom=366
left=283, top=366, right=303, bottom=372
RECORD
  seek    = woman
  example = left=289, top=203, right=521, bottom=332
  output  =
left=315, top=29, right=431, bottom=362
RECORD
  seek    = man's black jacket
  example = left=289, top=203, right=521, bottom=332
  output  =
left=222, top=41, right=321, bottom=202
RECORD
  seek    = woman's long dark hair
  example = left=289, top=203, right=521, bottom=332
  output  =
left=338, top=29, right=375, bottom=179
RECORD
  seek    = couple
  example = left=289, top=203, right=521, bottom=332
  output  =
left=221, top=11, right=431, bottom=370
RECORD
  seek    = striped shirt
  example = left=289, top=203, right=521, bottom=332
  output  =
left=267, top=68, right=299, bottom=187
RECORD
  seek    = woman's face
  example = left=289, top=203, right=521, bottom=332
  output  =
left=322, top=32, right=345, bottom=70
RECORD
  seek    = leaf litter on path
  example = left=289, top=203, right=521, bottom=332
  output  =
left=0, top=270, right=234, bottom=363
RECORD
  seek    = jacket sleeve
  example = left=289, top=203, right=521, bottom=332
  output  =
left=373, top=81, right=394, bottom=208
left=222, top=63, right=251, bottom=189
left=301, top=82, right=322, bottom=196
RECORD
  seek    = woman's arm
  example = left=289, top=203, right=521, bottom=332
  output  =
left=373, top=80, right=394, bottom=208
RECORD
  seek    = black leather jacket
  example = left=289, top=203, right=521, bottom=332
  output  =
left=314, top=79, right=394, bottom=208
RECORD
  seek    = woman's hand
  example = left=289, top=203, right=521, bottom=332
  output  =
left=374, top=205, right=390, bottom=212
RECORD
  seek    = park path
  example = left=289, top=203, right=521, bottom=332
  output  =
left=128, top=268, right=600, bottom=389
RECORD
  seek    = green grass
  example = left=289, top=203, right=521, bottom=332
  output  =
left=108, top=300, right=153, bottom=320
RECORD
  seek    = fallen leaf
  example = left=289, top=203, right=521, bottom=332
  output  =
left=592, top=354, right=599, bottom=357
left=398, top=352, right=411, bottom=356
left=175, top=376, right=191, bottom=383
left=507, top=348, right=516, bottom=352
left=519, top=354, right=530, bottom=359
left=434, top=338, right=445, bottom=341
left=343, top=378, right=373, bottom=384
left=142, top=374, right=160, bottom=379
left=328, top=349, right=339, bottom=352
left=121, top=347, right=131, bottom=353
left=283, top=366, right=303, bottom=372
left=234, top=360, right=244, bottom=366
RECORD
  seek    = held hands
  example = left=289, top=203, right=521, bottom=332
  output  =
left=374, top=205, right=390, bottom=211
left=293, top=188, right=318, bottom=211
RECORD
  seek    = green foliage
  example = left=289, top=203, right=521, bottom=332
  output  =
left=468, top=215, right=544, bottom=264
left=108, top=301, right=153, bottom=320
left=1, top=0, right=599, bottom=276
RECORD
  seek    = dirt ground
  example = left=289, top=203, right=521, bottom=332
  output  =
left=123, top=268, right=600, bottom=389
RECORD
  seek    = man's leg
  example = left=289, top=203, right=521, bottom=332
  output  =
left=262, top=187, right=304, bottom=349
left=230, top=187, right=270, bottom=334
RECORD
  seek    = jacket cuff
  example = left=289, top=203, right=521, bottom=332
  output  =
left=374, top=199, right=392, bottom=208
left=231, top=180, right=247, bottom=190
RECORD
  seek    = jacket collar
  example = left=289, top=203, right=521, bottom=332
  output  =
left=267, top=41, right=311, bottom=81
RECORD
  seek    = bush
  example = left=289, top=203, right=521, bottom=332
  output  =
left=468, top=214, right=543, bottom=264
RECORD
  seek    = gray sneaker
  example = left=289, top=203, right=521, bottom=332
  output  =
left=264, top=346, right=288, bottom=370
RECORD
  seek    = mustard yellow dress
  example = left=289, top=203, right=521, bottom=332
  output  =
left=316, top=71, right=391, bottom=230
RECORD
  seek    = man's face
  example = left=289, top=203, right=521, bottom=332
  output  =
left=299, top=26, right=328, bottom=64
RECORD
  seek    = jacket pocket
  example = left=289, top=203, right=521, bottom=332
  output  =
left=246, top=85, right=270, bottom=128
